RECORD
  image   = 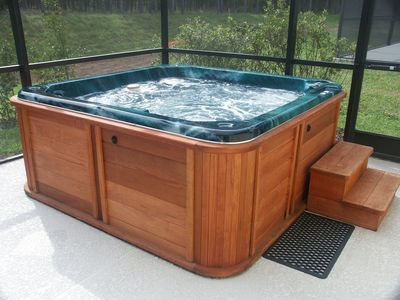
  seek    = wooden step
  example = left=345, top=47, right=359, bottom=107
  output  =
left=343, top=168, right=400, bottom=213
left=309, top=141, right=373, bottom=201
left=308, top=168, right=400, bottom=231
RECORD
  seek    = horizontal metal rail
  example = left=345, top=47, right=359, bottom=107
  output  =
left=169, top=48, right=287, bottom=63
left=170, top=48, right=356, bottom=69
left=365, top=59, right=400, bottom=71
left=292, top=59, right=354, bottom=70
left=28, top=48, right=163, bottom=70
left=0, top=64, right=21, bottom=73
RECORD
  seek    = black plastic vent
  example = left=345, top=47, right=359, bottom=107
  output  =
left=263, top=212, right=355, bottom=279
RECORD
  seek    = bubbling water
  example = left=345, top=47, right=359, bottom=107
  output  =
left=79, top=77, right=302, bottom=122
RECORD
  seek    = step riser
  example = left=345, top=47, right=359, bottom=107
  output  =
left=309, top=159, right=368, bottom=201
left=308, top=196, right=391, bottom=231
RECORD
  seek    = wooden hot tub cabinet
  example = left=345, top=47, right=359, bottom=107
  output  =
left=12, top=92, right=345, bottom=277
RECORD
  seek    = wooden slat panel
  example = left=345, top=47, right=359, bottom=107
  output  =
left=205, top=153, right=218, bottom=266
left=105, top=162, right=186, bottom=207
left=301, top=124, right=335, bottom=160
left=102, top=129, right=186, bottom=163
left=33, top=149, right=89, bottom=182
left=198, top=151, right=255, bottom=267
left=260, top=160, right=292, bottom=193
left=85, top=123, right=99, bottom=219
left=254, top=178, right=291, bottom=251
left=29, top=110, right=85, bottom=130
left=286, top=125, right=301, bottom=216
left=26, top=110, right=98, bottom=218
left=109, top=217, right=186, bottom=259
left=303, top=106, right=336, bottom=143
left=236, top=151, right=256, bottom=262
left=259, top=139, right=294, bottom=174
left=223, top=153, right=241, bottom=266
left=260, top=127, right=296, bottom=155
left=35, top=166, right=92, bottom=202
left=94, top=126, right=109, bottom=223
left=257, top=177, right=289, bottom=220
left=212, top=153, right=227, bottom=266
left=18, top=108, right=38, bottom=192
left=29, top=115, right=86, bottom=144
left=253, top=131, right=295, bottom=252
left=250, top=124, right=298, bottom=253
left=293, top=124, right=336, bottom=200
left=186, top=149, right=195, bottom=261
left=108, top=199, right=186, bottom=247
left=38, top=182, right=92, bottom=214
left=103, top=143, right=186, bottom=184
left=194, top=150, right=203, bottom=263
left=30, top=134, right=88, bottom=167
left=106, top=181, right=185, bottom=227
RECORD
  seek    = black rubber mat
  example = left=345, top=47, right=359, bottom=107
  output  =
left=263, top=212, right=355, bottom=279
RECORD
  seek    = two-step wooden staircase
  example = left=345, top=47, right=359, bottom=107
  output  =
left=307, top=141, right=400, bottom=230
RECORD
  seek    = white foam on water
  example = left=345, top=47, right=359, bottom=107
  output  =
left=79, top=77, right=303, bottom=121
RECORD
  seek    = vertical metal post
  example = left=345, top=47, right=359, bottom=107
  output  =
left=344, top=0, right=375, bottom=141
left=285, top=0, right=298, bottom=76
left=7, top=0, right=31, bottom=87
left=387, top=1, right=399, bottom=45
left=160, top=0, right=169, bottom=64
left=337, top=0, right=345, bottom=40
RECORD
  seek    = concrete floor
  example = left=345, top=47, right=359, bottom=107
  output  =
left=367, top=43, right=400, bottom=63
left=0, top=158, right=399, bottom=300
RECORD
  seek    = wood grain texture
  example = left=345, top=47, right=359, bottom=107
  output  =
left=102, top=128, right=186, bottom=163
left=17, top=108, right=38, bottom=192
left=302, top=105, right=337, bottom=143
left=108, top=199, right=186, bottom=247
left=312, top=141, right=373, bottom=177
left=22, top=109, right=99, bottom=218
left=107, top=181, right=185, bottom=227
left=94, top=126, right=108, bottom=223
left=343, top=169, right=400, bottom=212
left=85, top=123, right=99, bottom=219
left=102, top=128, right=189, bottom=258
left=308, top=195, right=385, bottom=231
left=195, top=150, right=256, bottom=267
left=186, top=149, right=195, bottom=261
left=308, top=142, right=399, bottom=231
left=309, top=141, right=372, bottom=201
left=105, top=162, right=186, bottom=207
left=38, top=182, right=93, bottom=214
left=252, top=126, right=297, bottom=254
left=291, top=102, right=340, bottom=213
left=11, top=92, right=346, bottom=154
left=12, top=91, right=346, bottom=277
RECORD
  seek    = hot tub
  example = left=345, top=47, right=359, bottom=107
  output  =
left=12, top=65, right=346, bottom=277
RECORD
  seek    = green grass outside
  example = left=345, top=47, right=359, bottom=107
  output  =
left=20, top=11, right=265, bottom=59
left=0, top=126, right=21, bottom=159
left=19, top=11, right=340, bottom=58
left=354, top=71, right=400, bottom=136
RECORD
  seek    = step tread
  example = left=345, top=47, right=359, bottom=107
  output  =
left=343, top=168, right=400, bottom=213
left=311, top=141, right=373, bottom=178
